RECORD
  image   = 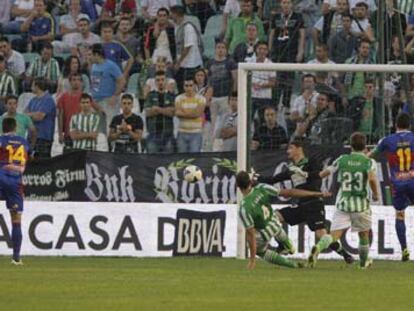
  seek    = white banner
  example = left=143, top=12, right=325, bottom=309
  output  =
left=0, top=202, right=238, bottom=257
left=0, top=203, right=411, bottom=260
left=272, top=205, right=414, bottom=261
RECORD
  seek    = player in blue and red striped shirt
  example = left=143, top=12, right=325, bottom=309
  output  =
left=371, top=113, right=414, bottom=261
left=0, top=118, right=29, bottom=265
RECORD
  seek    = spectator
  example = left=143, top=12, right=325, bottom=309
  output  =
left=288, top=74, right=319, bottom=135
left=225, top=0, right=265, bottom=54
left=2, top=0, right=34, bottom=34
left=221, top=0, right=241, bottom=38
left=313, top=0, right=349, bottom=45
left=115, top=17, right=141, bottom=60
left=141, top=0, right=177, bottom=21
left=248, top=41, right=277, bottom=123
left=216, top=92, right=238, bottom=151
left=69, top=93, right=100, bottom=151
left=101, top=22, right=134, bottom=77
left=295, top=92, right=335, bottom=144
left=342, top=39, right=375, bottom=102
left=59, top=0, right=89, bottom=37
left=62, top=17, right=101, bottom=62
left=206, top=41, right=237, bottom=143
left=184, top=0, right=215, bottom=33
left=90, top=43, right=125, bottom=134
left=0, top=95, right=36, bottom=149
left=25, top=42, right=60, bottom=93
left=109, top=93, right=143, bottom=153
left=307, top=43, right=337, bottom=87
left=145, top=71, right=176, bottom=153
left=347, top=79, right=382, bottom=142
left=80, top=0, right=102, bottom=24
left=194, top=68, right=213, bottom=151
left=102, top=0, right=136, bottom=22
left=252, top=106, right=288, bottom=150
left=351, top=2, right=375, bottom=42
left=371, top=0, right=406, bottom=61
left=0, top=37, right=26, bottom=80
left=269, top=0, right=305, bottom=108
left=57, top=73, right=83, bottom=151
left=144, top=8, right=176, bottom=63
left=170, top=5, right=203, bottom=93
left=25, top=77, right=56, bottom=158
left=56, top=56, right=88, bottom=96
left=233, top=22, right=259, bottom=63
left=0, top=0, right=12, bottom=30
left=20, top=0, right=55, bottom=53
left=328, top=14, right=359, bottom=64
left=269, top=0, right=305, bottom=63
left=144, top=57, right=177, bottom=98
left=0, top=55, right=18, bottom=114
left=175, top=77, right=206, bottom=153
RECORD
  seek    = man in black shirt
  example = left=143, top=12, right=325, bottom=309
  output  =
left=268, top=0, right=305, bottom=108
left=109, top=93, right=143, bottom=153
left=256, top=138, right=353, bottom=264
left=252, top=106, right=288, bottom=150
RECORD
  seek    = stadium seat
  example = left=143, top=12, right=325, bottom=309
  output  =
left=127, top=73, right=139, bottom=97
left=23, top=52, right=40, bottom=65
left=202, top=34, right=216, bottom=59
left=204, top=14, right=223, bottom=37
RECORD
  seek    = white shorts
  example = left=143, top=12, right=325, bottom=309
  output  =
left=330, top=209, right=372, bottom=232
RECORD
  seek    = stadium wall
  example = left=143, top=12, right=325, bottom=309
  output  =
left=0, top=203, right=410, bottom=260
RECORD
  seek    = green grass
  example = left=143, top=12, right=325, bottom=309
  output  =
left=1, top=256, right=413, bottom=311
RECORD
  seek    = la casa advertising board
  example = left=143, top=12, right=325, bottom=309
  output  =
left=0, top=203, right=411, bottom=260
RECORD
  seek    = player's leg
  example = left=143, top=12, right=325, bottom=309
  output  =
left=358, top=230, right=372, bottom=268
left=256, top=235, right=301, bottom=269
left=10, top=211, right=23, bottom=265
left=308, top=209, right=351, bottom=267
left=351, top=209, right=373, bottom=268
left=273, top=208, right=302, bottom=254
left=6, top=180, right=24, bottom=265
left=392, top=185, right=409, bottom=261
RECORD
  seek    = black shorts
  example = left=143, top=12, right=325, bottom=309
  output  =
left=278, top=200, right=326, bottom=231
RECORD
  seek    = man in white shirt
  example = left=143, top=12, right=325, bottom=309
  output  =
left=351, top=2, right=375, bottom=42
left=170, top=5, right=203, bottom=93
left=288, top=74, right=319, bottom=135
left=142, top=0, right=177, bottom=21
left=0, top=37, right=25, bottom=79
left=248, top=41, right=276, bottom=124
left=307, top=43, right=337, bottom=86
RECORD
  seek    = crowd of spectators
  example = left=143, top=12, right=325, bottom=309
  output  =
left=0, top=0, right=413, bottom=157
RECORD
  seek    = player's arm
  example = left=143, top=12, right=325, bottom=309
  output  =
left=257, top=170, right=291, bottom=184
left=246, top=227, right=257, bottom=270
left=368, top=161, right=379, bottom=202
left=279, top=188, right=330, bottom=198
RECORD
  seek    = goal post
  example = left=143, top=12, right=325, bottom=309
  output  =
left=236, top=63, right=414, bottom=259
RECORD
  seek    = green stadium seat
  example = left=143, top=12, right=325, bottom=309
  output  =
left=202, top=34, right=216, bottom=60
left=23, top=52, right=40, bottom=64
left=204, top=14, right=223, bottom=37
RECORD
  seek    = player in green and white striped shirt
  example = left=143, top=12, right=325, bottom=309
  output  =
left=237, top=171, right=331, bottom=270
left=308, top=132, right=379, bottom=269
left=69, top=93, right=100, bottom=150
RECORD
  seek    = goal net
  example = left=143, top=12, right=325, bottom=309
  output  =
left=236, top=63, right=414, bottom=259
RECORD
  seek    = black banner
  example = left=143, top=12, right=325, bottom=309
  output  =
left=23, top=148, right=390, bottom=204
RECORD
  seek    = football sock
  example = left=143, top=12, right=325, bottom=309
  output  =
left=12, top=223, right=22, bottom=261
left=359, top=237, right=370, bottom=266
left=315, top=234, right=333, bottom=253
left=395, top=219, right=407, bottom=251
left=274, top=227, right=294, bottom=251
left=262, top=249, right=297, bottom=268
left=329, top=241, right=348, bottom=257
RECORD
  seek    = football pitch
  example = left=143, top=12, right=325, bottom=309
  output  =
left=1, top=256, right=413, bottom=311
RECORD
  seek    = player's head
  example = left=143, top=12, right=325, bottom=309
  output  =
left=287, top=137, right=305, bottom=160
left=2, top=117, right=16, bottom=134
left=236, top=171, right=252, bottom=192
left=396, top=113, right=411, bottom=131
left=350, top=132, right=366, bottom=152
